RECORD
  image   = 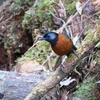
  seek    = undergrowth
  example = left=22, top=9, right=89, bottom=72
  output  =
left=22, top=0, right=54, bottom=29
left=73, top=77, right=97, bottom=100
left=16, top=41, right=51, bottom=64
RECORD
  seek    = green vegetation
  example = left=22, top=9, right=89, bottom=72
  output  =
left=10, top=0, right=34, bottom=14
left=66, top=1, right=76, bottom=16
left=73, top=77, right=96, bottom=100
left=14, top=0, right=33, bottom=6
left=22, top=0, right=54, bottom=29
left=26, top=41, right=51, bottom=64
left=64, top=0, right=75, bottom=4
left=2, top=34, right=18, bottom=49
left=10, top=0, right=77, bottom=30
left=16, top=41, right=51, bottom=64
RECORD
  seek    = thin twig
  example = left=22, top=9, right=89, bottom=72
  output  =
left=61, top=0, right=91, bottom=29
left=42, top=51, right=54, bottom=66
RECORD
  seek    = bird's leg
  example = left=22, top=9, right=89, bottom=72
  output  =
left=72, top=49, right=79, bottom=59
left=61, top=56, right=68, bottom=65
left=59, top=56, right=68, bottom=72
left=60, top=51, right=80, bottom=74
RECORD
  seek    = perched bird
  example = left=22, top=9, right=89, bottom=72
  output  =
left=39, top=32, right=77, bottom=56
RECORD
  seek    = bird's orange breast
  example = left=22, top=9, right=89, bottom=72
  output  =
left=51, top=34, right=73, bottom=56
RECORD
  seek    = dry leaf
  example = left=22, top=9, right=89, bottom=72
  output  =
left=60, top=77, right=76, bottom=87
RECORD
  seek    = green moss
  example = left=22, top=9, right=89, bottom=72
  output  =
left=34, top=41, right=51, bottom=64
left=14, top=0, right=33, bottom=6
left=10, top=0, right=34, bottom=14
left=2, top=33, right=18, bottom=49
left=73, top=77, right=96, bottom=100
left=66, top=1, right=76, bottom=16
left=16, top=41, right=51, bottom=64
left=64, top=0, right=75, bottom=4
left=15, top=56, right=30, bottom=63
left=22, top=0, right=54, bottom=30
left=96, top=26, right=100, bottom=37
left=84, top=29, right=93, bottom=36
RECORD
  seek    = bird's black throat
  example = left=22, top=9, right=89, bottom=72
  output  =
left=48, top=36, right=58, bottom=46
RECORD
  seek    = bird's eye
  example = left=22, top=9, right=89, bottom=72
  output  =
left=47, top=35, right=50, bottom=38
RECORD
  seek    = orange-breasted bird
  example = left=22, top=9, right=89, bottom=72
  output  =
left=39, top=32, right=77, bottom=56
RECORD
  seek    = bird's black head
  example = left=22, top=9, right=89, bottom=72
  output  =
left=39, top=32, right=58, bottom=46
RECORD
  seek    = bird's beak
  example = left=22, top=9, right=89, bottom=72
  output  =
left=38, top=37, right=45, bottom=41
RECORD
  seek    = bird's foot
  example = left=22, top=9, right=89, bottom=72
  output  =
left=59, top=64, right=67, bottom=73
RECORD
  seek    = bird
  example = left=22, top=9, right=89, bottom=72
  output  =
left=39, top=32, right=77, bottom=56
